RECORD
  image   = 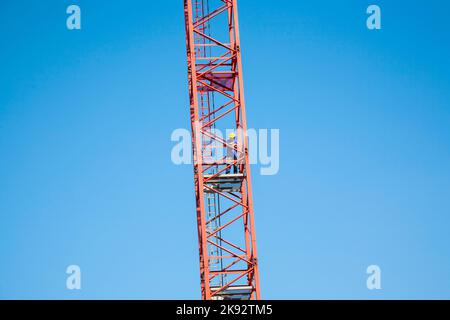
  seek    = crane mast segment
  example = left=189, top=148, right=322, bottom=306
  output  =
left=184, top=0, right=261, bottom=300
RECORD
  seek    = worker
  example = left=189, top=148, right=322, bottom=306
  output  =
left=226, top=132, right=238, bottom=174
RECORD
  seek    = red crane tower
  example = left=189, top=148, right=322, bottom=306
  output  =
left=184, top=0, right=261, bottom=300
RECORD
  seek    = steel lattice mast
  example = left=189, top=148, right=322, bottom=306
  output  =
left=184, top=0, right=261, bottom=300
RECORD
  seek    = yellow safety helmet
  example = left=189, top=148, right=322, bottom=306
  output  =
left=229, top=132, right=236, bottom=139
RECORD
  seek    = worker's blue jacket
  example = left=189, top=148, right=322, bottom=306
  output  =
left=226, top=137, right=237, bottom=159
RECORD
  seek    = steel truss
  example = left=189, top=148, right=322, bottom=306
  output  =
left=184, top=0, right=261, bottom=300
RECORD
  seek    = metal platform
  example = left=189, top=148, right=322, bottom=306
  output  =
left=210, top=285, right=253, bottom=300
left=203, top=173, right=244, bottom=193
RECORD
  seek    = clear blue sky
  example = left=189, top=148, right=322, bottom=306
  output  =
left=1, top=0, right=449, bottom=299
